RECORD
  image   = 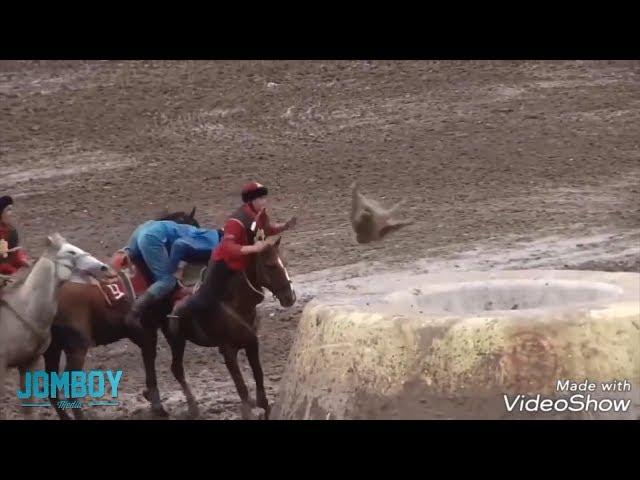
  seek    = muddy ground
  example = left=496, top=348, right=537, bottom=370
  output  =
left=0, top=60, right=638, bottom=419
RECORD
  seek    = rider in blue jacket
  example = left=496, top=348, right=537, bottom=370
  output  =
left=124, top=220, right=223, bottom=329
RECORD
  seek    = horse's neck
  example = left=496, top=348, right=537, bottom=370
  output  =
left=234, top=263, right=263, bottom=306
left=69, top=270, right=96, bottom=285
left=14, top=256, right=59, bottom=330
left=22, top=256, right=56, bottom=294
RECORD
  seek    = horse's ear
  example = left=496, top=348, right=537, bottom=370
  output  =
left=275, top=236, right=282, bottom=247
left=46, top=233, right=64, bottom=248
left=264, top=235, right=279, bottom=247
left=189, top=206, right=197, bottom=218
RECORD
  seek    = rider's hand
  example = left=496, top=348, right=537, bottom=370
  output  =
left=252, top=240, right=269, bottom=253
left=253, top=237, right=278, bottom=253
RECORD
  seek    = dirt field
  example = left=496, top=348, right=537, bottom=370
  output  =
left=1, top=60, right=639, bottom=419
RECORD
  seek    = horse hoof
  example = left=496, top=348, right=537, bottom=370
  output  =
left=55, top=409, right=73, bottom=421
left=240, top=403, right=256, bottom=420
left=143, top=389, right=151, bottom=402
left=187, top=405, right=200, bottom=419
left=152, top=406, right=170, bottom=418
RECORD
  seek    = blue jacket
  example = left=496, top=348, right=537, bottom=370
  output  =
left=127, top=220, right=222, bottom=274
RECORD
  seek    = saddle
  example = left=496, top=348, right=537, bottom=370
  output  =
left=97, top=250, right=203, bottom=309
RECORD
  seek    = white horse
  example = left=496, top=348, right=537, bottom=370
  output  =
left=0, top=233, right=110, bottom=417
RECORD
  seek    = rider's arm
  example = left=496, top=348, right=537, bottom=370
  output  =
left=15, top=249, right=29, bottom=267
left=167, top=238, right=192, bottom=275
left=263, top=211, right=286, bottom=236
left=265, top=211, right=296, bottom=236
left=267, top=223, right=286, bottom=235
left=0, top=263, right=17, bottom=275
left=221, top=220, right=263, bottom=257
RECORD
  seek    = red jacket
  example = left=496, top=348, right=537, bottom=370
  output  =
left=0, top=223, right=30, bottom=275
left=212, top=204, right=285, bottom=271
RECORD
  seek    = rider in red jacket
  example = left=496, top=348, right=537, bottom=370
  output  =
left=0, top=196, right=31, bottom=276
left=213, top=182, right=293, bottom=270
left=169, top=182, right=296, bottom=331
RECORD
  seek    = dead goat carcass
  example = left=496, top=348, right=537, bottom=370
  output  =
left=350, top=182, right=412, bottom=244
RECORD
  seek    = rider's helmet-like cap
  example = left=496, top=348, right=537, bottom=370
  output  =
left=0, top=196, right=13, bottom=216
left=242, top=182, right=268, bottom=203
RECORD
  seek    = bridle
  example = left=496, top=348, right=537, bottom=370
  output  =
left=271, top=278, right=296, bottom=304
left=242, top=270, right=296, bottom=304
left=249, top=254, right=296, bottom=305
left=52, top=250, right=98, bottom=285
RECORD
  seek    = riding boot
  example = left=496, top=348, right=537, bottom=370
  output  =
left=125, top=291, right=157, bottom=331
left=168, top=260, right=234, bottom=335
left=168, top=295, right=208, bottom=335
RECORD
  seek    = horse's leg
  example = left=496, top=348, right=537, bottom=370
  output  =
left=245, top=337, right=270, bottom=420
left=18, top=359, right=39, bottom=418
left=0, top=355, right=7, bottom=420
left=44, top=344, right=71, bottom=420
left=163, top=328, right=199, bottom=418
left=140, top=325, right=168, bottom=418
left=64, top=347, right=89, bottom=420
left=220, top=344, right=255, bottom=420
left=17, top=364, right=32, bottom=417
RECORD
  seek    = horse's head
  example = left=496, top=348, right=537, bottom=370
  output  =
left=156, top=206, right=200, bottom=228
left=44, top=233, right=111, bottom=283
left=255, top=236, right=296, bottom=308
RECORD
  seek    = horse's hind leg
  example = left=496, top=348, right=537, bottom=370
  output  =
left=44, top=344, right=71, bottom=420
left=0, top=355, right=7, bottom=420
left=245, top=338, right=269, bottom=420
left=220, top=344, right=255, bottom=420
left=18, top=360, right=38, bottom=418
left=64, top=347, right=89, bottom=420
left=140, top=326, right=168, bottom=418
left=164, top=330, right=199, bottom=418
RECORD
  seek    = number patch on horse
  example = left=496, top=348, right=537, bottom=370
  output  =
left=105, top=283, right=126, bottom=301
left=100, top=280, right=129, bottom=306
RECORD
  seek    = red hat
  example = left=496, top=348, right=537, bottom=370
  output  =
left=241, top=182, right=268, bottom=203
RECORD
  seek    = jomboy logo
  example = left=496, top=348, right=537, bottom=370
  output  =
left=17, top=370, right=122, bottom=408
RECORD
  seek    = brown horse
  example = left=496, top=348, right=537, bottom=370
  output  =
left=167, top=234, right=296, bottom=419
left=44, top=209, right=201, bottom=420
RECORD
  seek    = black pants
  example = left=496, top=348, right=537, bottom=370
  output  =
left=174, top=259, right=235, bottom=322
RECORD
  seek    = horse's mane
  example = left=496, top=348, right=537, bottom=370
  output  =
left=155, top=210, right=200, bottom=228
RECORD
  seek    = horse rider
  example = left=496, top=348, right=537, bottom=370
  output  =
left=0, top=195, right=31, bottom=277
left=169, top=182, right=296, bottom=331
left=123, top=219, right=224, bottom=330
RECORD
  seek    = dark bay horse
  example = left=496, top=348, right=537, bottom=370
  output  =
left=167, top=234, right=296, bottom=419
left=44, top=209, right=201, bottom=420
